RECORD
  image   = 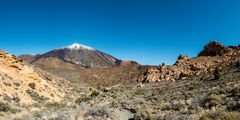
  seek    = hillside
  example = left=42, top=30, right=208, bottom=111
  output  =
left=0, top=50, right=71, bottom=117
left=3, top=56, right=240, bottom=120
left=20, top=43, right=138, bottom=70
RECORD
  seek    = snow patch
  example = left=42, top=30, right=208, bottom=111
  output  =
left=64, top=43, right=95, bottom=50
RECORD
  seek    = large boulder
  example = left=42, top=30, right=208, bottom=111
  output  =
left=198, top=41, right=226, bottom=56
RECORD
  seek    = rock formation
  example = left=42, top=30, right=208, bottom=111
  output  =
left=139, top=41, right=240, bottom=82
left=198, top=41, right=226, bottom=56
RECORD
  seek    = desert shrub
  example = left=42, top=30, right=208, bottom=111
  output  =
left=13, top=96, right=20, bottom=103
left=209, top=86, right=221, bottom=95
left=134, top=110, right=152, bottom=120
left=26, top=89, right=48, bottom=103
left=89, top=87, right=92, bottom=91
left=188, top=85, right=195, bottom=91
left=91, top=90, right=100, bottom=97
left=162, top=62, right=166, bottom=66
left=230, top=86, right=240, bottom=98
left=200, top=110, right=240, bottom=120
left=0, top=102, right=11, bottom=112
left=75, top=95, right=91, bottom=104
left=214, top=67, right=221, bottom=80
left=205, top=94, right=222, bottom=108
left=171, top=101, right=186, bottom=111
left=158, top=112, right=192, bottom=120
left=45, top=102, right=65, bottom=110
left=160, top=103, right=171, bottom=111
left=28, top=83, right=36, bottom=89
left=84, top=106, right=109, bottom=117
left=13, top=82, right=20, bottom=87
left=236, top=61, right=240, bottom=68
left=227, top=101, right=240, bottom=112
left=177, top=54, right=184, bottom=60
left=3, top=82, right=11, bottom=86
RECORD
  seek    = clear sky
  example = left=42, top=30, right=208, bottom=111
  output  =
left=0, top=0, right=239, bottom=65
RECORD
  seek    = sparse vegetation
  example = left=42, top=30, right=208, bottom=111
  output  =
left=0, top=43, right=239, bottom=120
left=200, top=110, right=240, bottom=120
left=75, top=95, right=91, bottom=104
left=0, top=102, right=11, bottom=112
left=3, top=82, right=11, bottom=86
left=28, top=83, right=36, bottom=89
left=204, top=94, right=222, bottom=108
left=84, top=107, right=109, bottom=118
left=214, top=67, right=221, bottom=80
left=91, top=90, right=100, bottom=97
left=12, top=96, right=20, bottom=103
left=26, top=89, right=48, bottom=103
left=162, top=62, right=166, bottom=66
left=13, top=82, right=20, bottom=87
left=44, top=102, right=65, bottom=110
left=236, top=61, right=240, bottom=68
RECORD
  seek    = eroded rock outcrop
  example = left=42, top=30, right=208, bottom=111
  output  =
left=140, top=41, right=240, bottom=82
left=198, top=41, right=226, bottom=56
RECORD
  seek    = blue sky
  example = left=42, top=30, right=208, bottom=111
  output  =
left=0, top=0, right=239, bottom=65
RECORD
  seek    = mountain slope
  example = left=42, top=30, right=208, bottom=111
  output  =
left=20, top=43, right=138, bottom=70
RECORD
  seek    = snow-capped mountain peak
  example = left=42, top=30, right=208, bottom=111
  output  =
left=64, top=43, right=95, bottom=50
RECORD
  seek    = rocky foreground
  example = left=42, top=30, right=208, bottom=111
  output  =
left=1, top=60, right=240, bottom=120
left=0, top=41, right=240, bottom=120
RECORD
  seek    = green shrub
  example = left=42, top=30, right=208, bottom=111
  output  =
left=171, top=101, right=186, bottom=111
left=13, top=82, right=20, bottom=87
left=205, top=94, right=222, bottom=108
left=13, top=96, right=20, bottom=103
left=0, top=102, right=11, bottom=112
left=84, top=107, right=109, bottom=118
left=26, top=89, right=48, bottom=103
left=91, top=90, right=100, bottom=97
left=214, top=67, right=221, bottom=80
left=75, top=95, right=91, bottom=104
left=230, top=86, right=240, bottom=98
left=162, top=62, right=165, bottom=66
left=200, top=110, right=240, bottom=120
left=160, top=103, right=171, bottom=111
left=45, top=102, right=65, bottom=110
left=28, top=83, right=36, bottom=89
left=236, top=61, right=240, bottom=68
left=227, top=100, right=240, bottom=112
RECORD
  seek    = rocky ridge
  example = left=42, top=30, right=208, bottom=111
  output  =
left=139, top=41, right=240, bottom=82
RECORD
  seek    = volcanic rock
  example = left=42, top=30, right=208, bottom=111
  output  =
left=198, top=41, right=226, bottom=56
left=139, top=41, right=240, bottom=82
